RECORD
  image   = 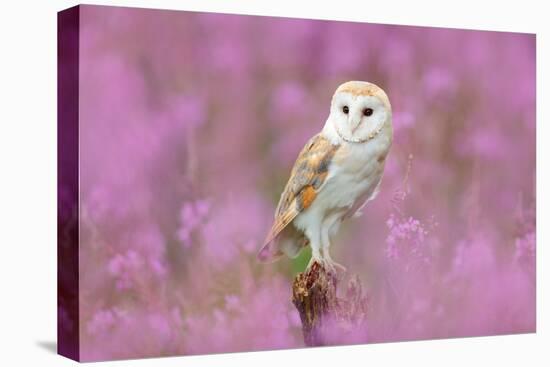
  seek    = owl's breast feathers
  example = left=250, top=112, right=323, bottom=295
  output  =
left=258, top=134, right=339, bottom=260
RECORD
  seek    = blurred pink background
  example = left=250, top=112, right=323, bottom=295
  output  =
left=76, top=5, right=535, bottom=361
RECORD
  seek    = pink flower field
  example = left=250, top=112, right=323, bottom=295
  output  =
left=68, top=5, right=535, bottom=361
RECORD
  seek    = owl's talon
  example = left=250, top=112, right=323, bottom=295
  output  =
left=332, top=261, right=347, bottom=274
left=307, top=255, right=323, bottom=270
left=322, top=259, right=347, bottom=277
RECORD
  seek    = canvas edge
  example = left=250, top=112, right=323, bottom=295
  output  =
left=57, top=4, right=81, bottom=362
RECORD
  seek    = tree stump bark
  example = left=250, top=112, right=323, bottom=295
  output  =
left=292, top=261, right=369, bottom=346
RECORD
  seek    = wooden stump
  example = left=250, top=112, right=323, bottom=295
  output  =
left=291, top=261, right=369, bottom=346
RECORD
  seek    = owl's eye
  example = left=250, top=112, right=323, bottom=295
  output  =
left=363, top=108, right=374, bottom=116
left=342, top=106, right=349, bottom=114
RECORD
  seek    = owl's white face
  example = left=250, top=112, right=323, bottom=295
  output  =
left=328, top=91, right=391, bottom=144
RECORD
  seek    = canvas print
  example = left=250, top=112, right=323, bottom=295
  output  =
left=58, top=4, right=536, bottom=362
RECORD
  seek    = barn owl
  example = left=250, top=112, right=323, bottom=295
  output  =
left=258, top=81, right=393, bottom=272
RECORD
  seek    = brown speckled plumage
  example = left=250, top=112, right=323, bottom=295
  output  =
left=260, top=134, right=339, bottom=256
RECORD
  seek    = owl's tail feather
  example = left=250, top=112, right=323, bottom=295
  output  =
left=257, top=240, right=284, bottom=263
left=257, top=238, right=303, bottom=263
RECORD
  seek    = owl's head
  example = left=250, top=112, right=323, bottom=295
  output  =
left=326, top=81, right=392, bottom=144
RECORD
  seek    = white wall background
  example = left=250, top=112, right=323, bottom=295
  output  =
left=0, top=0, right=547, bottom=366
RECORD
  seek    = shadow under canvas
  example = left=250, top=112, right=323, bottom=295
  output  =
left=36, top=340, right=57, bottom=354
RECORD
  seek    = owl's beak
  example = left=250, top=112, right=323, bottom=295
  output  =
left=351, top=118, right=361, bottom=133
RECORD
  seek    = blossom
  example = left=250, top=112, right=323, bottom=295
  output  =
left=176, top=199, right=211, bottom=248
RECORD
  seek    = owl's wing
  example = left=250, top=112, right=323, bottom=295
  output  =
left=257, top=134, right=339, bottom=262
